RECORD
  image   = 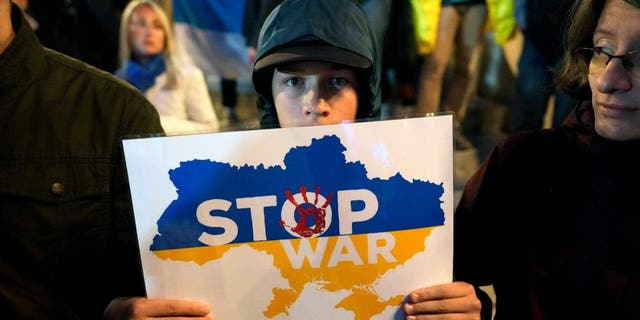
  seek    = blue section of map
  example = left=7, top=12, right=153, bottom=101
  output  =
left=151, top=135, right=445, bottom=251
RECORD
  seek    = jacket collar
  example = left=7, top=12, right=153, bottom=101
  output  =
left=0, top=3, right=46, bottom=95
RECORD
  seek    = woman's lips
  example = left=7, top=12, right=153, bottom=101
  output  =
left=598, top=103, right=639, bottom=118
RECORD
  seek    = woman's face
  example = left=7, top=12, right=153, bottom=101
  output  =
left=271, top=61, right=359, bottom=127
left=589, top=0, right=640, bottom=140
left=128, top=5, right=165, bottom=60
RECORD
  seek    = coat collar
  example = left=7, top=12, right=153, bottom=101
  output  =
left=0, top=3, right=46, bottom=97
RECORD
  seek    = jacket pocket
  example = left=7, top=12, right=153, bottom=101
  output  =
left=0, top=160, right=113, bottom=270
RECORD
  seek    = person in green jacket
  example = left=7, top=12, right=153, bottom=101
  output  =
left=0, top=0, right=168, bottom=318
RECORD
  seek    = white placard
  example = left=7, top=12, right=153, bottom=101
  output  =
left=123, top=115, right=454, bottom=319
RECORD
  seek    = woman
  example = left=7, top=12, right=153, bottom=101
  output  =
left=116, top=0, right=219, bottom=134
left=404, top=0, right=640, bottom=319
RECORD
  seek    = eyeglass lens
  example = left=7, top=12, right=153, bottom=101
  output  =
left=587, top=48, right=640, bottom=77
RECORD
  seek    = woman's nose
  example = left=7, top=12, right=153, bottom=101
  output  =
left=596, top=58, right=633, bottom=94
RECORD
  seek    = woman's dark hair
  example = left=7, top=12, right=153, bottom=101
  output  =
left=555, top=0, right=607, bottom=100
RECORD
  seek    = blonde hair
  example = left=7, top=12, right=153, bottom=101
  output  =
left=118, top=0, right=178, bottom=89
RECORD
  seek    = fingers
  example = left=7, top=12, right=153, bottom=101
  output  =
left=404, top=295, right=479, bottom=314
left=134, top=298, right=210, bottom=317
left=409, top=282, right=476, bottom=302
left=403, top=282, right=481, bottom=320
left=404, top=313, right=480, bottom=320
left=106, top=297, right=212, bottom=320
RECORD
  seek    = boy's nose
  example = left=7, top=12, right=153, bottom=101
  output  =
left=303, top=87, right=331, bottom=118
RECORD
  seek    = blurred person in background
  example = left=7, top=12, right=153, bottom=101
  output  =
left=511, top=0, right=578, bottom=131
left=116, top=0, right=220, bottom=135
left=413, top=0, right=515, bottom=150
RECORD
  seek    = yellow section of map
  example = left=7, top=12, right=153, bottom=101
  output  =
left=153, top=227, right=435, bottom=319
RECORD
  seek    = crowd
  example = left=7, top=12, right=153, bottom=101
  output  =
left=18, top=0, right=579, bottom=138
left=2, top=0, right=639, bottom=319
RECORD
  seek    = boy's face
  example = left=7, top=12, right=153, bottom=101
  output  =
left=271, top=61, right=359, bottom=127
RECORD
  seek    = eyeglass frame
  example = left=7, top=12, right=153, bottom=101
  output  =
left=574, top=46, right=640, bottom=77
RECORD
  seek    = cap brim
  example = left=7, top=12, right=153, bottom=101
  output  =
left=254, top=43, right=371, bottom=72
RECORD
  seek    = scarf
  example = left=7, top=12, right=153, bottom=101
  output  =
left=126, top=54, right=166, bottom=92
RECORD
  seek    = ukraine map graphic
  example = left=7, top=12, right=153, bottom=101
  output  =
left=150, top=135, right=445, bottom=319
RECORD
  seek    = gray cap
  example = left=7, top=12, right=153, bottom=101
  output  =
left=254, top=41, right=372, bottom=72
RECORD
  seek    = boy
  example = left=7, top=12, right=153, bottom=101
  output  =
left=252, top=0, right=381, bottom=128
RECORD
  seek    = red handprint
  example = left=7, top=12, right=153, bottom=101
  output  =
left=280, top=185, right=333, bottom=238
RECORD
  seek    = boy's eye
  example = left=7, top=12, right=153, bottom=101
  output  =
left=329, top=77, right=349, bottom=88
left=284, top=77, right=303, bottom=87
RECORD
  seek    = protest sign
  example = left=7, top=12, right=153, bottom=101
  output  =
left=123, top=115, right=453, bottom=319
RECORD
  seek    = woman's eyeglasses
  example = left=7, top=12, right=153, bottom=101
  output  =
left=574, top=47, right=640, bottom=77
